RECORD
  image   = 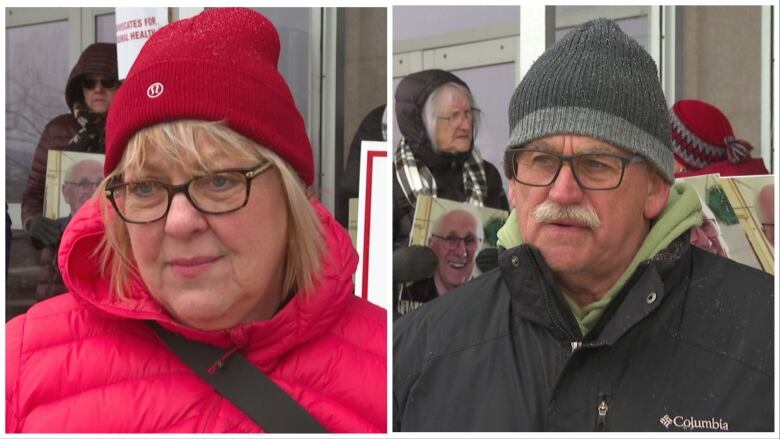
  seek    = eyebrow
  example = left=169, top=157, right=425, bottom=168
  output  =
left=585, top=143, right=623, bottom=154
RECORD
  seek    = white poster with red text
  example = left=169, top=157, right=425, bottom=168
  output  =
left=115, top=8, right=168, bottom=80
left=354, top=141, right=391, bottom=310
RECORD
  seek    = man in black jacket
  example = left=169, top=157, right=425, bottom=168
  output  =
left=394, top=18, right=774, bottom=432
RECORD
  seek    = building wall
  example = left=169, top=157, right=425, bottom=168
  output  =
left=680, top=6, right=763, bottom=154
left=343, top=7, right=387, bottom=166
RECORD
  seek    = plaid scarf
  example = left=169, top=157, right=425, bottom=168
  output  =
left=394, top=137, right=488, bottom=207
left=68, top=101, right=107, bottom=153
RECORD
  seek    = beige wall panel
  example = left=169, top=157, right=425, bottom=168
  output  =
left=680, top=6, right=762, bottom=154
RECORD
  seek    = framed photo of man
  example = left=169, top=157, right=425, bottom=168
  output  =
left=411, top=195, right=509, bottom=277
left=677, top=174, right=771, bottom=274
left=44, top=150, right=105, bottom=221
left=718, top=174, right=775, bottom=273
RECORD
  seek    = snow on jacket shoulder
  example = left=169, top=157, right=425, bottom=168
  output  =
left=6, top=198, right=386, bottom=433
left=394, top=242, right=773, bottom=432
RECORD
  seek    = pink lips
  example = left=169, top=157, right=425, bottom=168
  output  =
left=168, top=256, right=220, bottom=278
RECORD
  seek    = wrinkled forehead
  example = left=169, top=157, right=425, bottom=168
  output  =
left=523, top=134, right=629, bottom=155
left=70, top=160, right=103, bottom=178
left=434, top=84, right=471, bottom=111
left=436, top=211, right=479, bottom=235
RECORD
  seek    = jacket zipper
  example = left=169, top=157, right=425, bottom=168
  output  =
left=595, top=396, right=610, bottom=432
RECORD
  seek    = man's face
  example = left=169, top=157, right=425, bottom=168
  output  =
left=433, top=88, right=473, bottom=154
left=81, top=73, right=118, bottom=114
left=62, top=160, right=103, bottom=214
left=509, top=134, right=669, bottom=283
left=428, top=210, right=480, bottom=295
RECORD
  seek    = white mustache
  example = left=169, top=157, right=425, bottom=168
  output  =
left=533, top=200, right=601, bottom=229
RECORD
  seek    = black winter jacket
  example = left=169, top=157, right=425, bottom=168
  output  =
left=394, top=240, right=774, bottom=432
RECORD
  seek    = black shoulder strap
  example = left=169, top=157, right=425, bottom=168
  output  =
left=150, top=322, right=328, bottom=433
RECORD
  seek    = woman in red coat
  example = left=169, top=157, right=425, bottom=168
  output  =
left=6, top=8, right=386, bottom=433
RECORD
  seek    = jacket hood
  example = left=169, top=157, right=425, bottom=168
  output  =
left=65, top=43, right=118, bottom=111
left=395, top=69, right=469, bottom=147
left=58, top=195, right=359, bottom=370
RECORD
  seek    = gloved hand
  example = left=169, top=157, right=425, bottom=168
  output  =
left=475, top=247, right=500, bottom=273
left=393, top=245, right=438, bottom=284
left=25, top=215, right=63, bottom=246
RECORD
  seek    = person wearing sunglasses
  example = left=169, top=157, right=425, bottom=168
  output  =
left=20, top=42, right=118, bottom=300
left=394, top=18, right=773, bottom=432
left=7, top=9, right=386, bottom=433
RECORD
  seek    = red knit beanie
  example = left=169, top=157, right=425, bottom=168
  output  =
left=105, top=8, right=314, bottom=185
left=670, top=99, right=753, bottom=171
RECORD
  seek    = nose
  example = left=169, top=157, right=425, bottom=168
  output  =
left=547, top=162, right=585, bottom=205
left=457, top=113, right=472, bottom=130
left=451, top=239, right=468, bottom=256
left=164, top=192, right=208, bottom=239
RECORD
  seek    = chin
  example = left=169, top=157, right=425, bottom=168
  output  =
left=538, top=245, right=589, bottom=272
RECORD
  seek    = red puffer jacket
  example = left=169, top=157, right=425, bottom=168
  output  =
left=6, top=198, right=387, bottom=433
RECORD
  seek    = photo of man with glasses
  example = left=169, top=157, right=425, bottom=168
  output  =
left=394, top=18, right=773, bottom=432
left=60, top=159, right=103, bottom=217
left=398, top=208, right=482, bottom=315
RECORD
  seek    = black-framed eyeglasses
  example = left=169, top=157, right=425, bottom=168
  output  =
left=431, top=233, right=482, bottom=251
left=105, top=161, right=273, bottom=224
left=82, top=77, right=119, bottom=90
left=504, top=148, right=645, bottom=190
left=436, top=108, right=481, bottom=128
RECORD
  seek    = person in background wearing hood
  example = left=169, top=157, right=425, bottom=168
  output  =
left=20, top=42, right=118, bottom=300
left=6, top=9, right=385, bottom=433
left=670, top=99, right=769, bottom=178
left=393, top=69, right=508, bottom=248
left=392, top=70, right=508, bottom=317
left=394, top=18, right=773, bottom=432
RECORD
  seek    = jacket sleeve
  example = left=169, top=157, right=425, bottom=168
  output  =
left=20, top=115, right=78, bottom=229
left=5, top=314, right=26, bottom=433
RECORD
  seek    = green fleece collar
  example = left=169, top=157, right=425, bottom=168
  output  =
left=497, top=183, right=703, bottom=335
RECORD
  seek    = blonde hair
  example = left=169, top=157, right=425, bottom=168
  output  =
left=96, top=120, right=324, bottom=300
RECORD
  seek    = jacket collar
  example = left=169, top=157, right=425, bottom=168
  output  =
left=500, top=238, right=691, bottom=344
left=59, top=197, right=358, bottom=370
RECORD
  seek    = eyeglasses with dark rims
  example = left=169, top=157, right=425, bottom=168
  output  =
left=430, top=233, right=482, bottom=251
left=436, top=108, right=481, bottom=128
left=504, top=148, right=645, bottom=190
left=105, top=161, right=274, bottom=224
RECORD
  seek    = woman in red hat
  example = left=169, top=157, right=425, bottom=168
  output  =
left=670, top=99, right=769, bottom=177
left=6, top=8, right=386, bottom=433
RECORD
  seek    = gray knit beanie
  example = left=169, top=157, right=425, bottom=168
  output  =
left=506, top=18, right=674, bottom=183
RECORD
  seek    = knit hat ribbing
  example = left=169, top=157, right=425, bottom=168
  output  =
left=105, top=8, right=313, bottom=185
left=506, top=18, right=674, bottom=183
left=670, top=99, right=753, bottom=170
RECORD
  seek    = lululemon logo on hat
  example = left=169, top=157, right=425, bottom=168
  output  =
left=147, top=82, right=164, bottom=98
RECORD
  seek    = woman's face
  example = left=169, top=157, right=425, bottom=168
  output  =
left=125, top=144, right=289, bottom=331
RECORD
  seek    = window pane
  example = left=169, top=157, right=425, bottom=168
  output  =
left=96, top=13, right=117, bottom=43
left=253, top=7, right=311, bottom=129
left=393, top=5, right=519, bottom=41
left=556, top=7, right=649, bottom=51
left=5, top=20, right=70, bottom=203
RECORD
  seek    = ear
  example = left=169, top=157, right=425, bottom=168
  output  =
left=507, top=180, right=518, bottom=210
left=643, top=171, right=670, bottom=220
